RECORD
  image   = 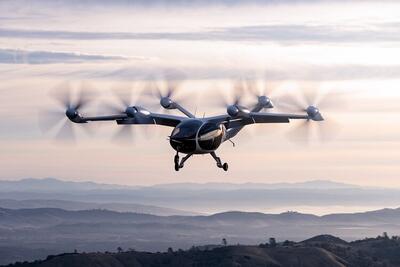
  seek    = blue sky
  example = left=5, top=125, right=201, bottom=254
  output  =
left=0, top=0, right=400, bottom=187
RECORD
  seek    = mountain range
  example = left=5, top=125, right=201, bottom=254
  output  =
left=0, top=178, right=398, bottom=214
left=0, top=178, right=359, bottom=192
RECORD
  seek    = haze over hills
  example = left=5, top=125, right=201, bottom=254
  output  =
left=0, top=178, right=132, bottom=192
left=0, top=178, right=399, bottom=215
left=2, top=179, right=400, bottom=265
left=1, top=207, right=400, bottom=265
left=0, top=199, right=199, bottom=216
left=0, top=178, right=360, bottom=192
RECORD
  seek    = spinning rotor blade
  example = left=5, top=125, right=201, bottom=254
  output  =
left=278, top=86, right=347, bottom=112
left=39, top=82, right=97, bottom=142
left=287, top=120, right=311, bottom=144
left=245, top=79, right=275, bottom=99
left=38, top=109, right=65, bottom=133
left=213, top=80, right=245, bottom=109
left=102, top=82, right=154, bottom=115
left=281, top=86, right=343, bottom=144
left=112, top=125, right=135, bottom=144
left=243, top=79, right=277, bottom=110
left=287, top=116, right=339, bottom=144
left=49, top=81, right=95, bottom=111
left=49, top=82, right=72, bottom=108
left=141, top=75, right=196, bottom=113
left=113, top=84, right=133, bottom=109
left=55, top=119, right=76, bottom=142
left=103, top=85, right=133, bottom=115
left=232, top=80, right=245, bottom=105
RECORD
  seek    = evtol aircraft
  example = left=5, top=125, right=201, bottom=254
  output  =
left=41, top=80, right=332, bottom=171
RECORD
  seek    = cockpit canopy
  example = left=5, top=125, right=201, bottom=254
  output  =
left=198, top=122, right=224, bottom=150
left=170, top=120, right=225, bottom=153
left=171, top=120, right=202, bottom=140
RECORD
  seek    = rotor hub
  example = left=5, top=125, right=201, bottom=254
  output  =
left=227, top=105, right=240, bottom=117
left=306, top=105, right=324, bottom=121
left=258, top=96, right=272, bottom=107
left=306, top=106, right=319, bottom=117
left=125, top=107, right=137, bottom=117
left=65, top=108, right=79, bottom=120
left=160, top=97, right=174, bottom=109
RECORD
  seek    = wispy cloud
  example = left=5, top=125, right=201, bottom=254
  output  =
left=2, top=63, right=400, bottom=83
left=1, top=23, right=400, bottom=43
left=0, top=0, right=367, bottom=9
left=7, top=64, right=399, bottom=81
left=0, top=49, right=127, bottom=64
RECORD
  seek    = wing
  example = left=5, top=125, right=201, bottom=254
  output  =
left=74, top=108, right=185, bottom=128
left=208, top=112, right=309, bottom=129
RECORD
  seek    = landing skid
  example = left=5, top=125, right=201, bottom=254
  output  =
left=174, top=152, right=228, bottom=171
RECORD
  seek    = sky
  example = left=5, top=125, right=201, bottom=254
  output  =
left=1, top=0, right=400, bottom=187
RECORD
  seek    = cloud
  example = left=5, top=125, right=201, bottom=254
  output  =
left=0, top=0, right=368, bottom=9
left=3, top=63, right=400, bottom=81
left=1, top=22, right=400, bottom=44
left=0, top=49, right=127, bottom=64
left=81, top=64, right=400, bottom=81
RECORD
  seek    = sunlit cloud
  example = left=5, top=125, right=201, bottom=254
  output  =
left=2, top=22, right=400, bottom=44
left=0, top=49, right=127, bottom=64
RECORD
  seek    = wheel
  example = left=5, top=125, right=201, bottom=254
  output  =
left=174, top=155, right=179, bottom=164
left=222, top=163, right=229, bottom=171
left=174, top=163, right=180, bottom=171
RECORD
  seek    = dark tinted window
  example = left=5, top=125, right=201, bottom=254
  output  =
left=171, top=120, right=202, bottom=139
left=198, top=123, right=224, bottom=150
left=198, top=123, right=220, bottom=137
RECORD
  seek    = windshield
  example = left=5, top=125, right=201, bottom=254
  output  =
left=171, top=120, right=202, bottom=139
left=198, top=123, right=223, bottom=141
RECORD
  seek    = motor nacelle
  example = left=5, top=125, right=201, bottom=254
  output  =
left=227, top=104, right=250, bottom=117
left=306, top=106, right=324, bottom=121
left=160, top=97, right=175, bottom=109
left=258, top=96, right=274, bottom=109
left=65, top=108, right=85, bottom=123
left=125, top=106, right=151, bottom=118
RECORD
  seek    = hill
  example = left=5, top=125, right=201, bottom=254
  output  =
left=5, top=234, right=400, bottom=267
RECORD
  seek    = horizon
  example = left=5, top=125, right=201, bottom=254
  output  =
left=0, top=176, right=383, bottom=188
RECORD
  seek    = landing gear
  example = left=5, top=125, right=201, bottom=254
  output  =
left=174, top=153, right=179, bottom=165
left=174, top=152, right=193, bottom=171
left=173, top=152, right=228, bottom=171
left=211, top=152, right=229, bottom=171
left=222, top=162, right=229, bottom=171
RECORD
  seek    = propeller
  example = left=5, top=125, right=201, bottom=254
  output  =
left=279, top=87, right=343, bottom=144
left=141, top=73, right=196, bottom=115
left=218, top=80, right=246, bottom=108
left=244, top=79, right=274, bottom=110
left=143, top=79, right=184, bottom=111
left=102, top=83, right=146, bottom=114
left=207, top=80, right=245, bottom=116
left=112, top=125, right=136, bottom=145
left=38, top=82, right=97, bottom=143
left=102, top=83, right=160, bottom=144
